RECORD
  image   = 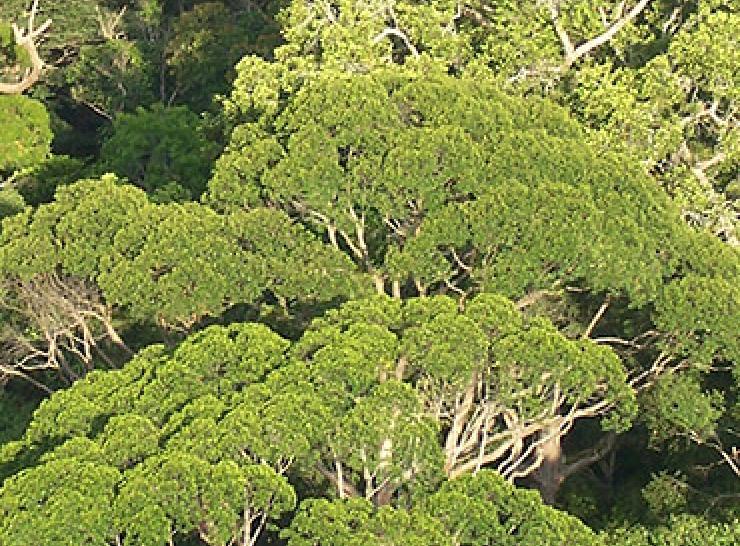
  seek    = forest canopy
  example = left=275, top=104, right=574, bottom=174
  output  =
left=0, top=1, right=737, bottom=545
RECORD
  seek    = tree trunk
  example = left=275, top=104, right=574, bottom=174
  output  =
left=373, top=481, right=395, bottom=507
left=531, top=426, right=564, bottom=505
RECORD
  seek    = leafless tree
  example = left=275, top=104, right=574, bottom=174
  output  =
left=0, top=273, right=130, bottom=392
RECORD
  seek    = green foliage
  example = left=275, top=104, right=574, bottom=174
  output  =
left=607, top=515, right=740, bottom=546
left=98, top=204, right=362, bottom=328
left=0, top=174, right=149, bottom=279
left=0, top=18, right=30, bottom=74
left=0, top=96, right=51, bottom=173
left=0, top=390, right=38, bottom=481
left=65, top=40, right=156, bottom=117
left=288, top=294, right=635, bottom=499
left=0, top=459, right=120, bottom=546
left=213, top=66, right=684, bottom=304
left=0, top=188, right=24, bottom=220
left=0, top=175, right=365, bottom=330
left=283, top=497, right=451, bottom=546
left=284, top=470, right=605, bottom=546
left=0, top=0, right=738, bottom=540
left=0, top=1, right=108, bottom=57
left=166, top=2, right=280, bottom=110
left=641, top=473, right=690, bottom=519
left=0, top=324, right=299, bottom=545
left=654, top=274, right=740, bottom=365
left=98, top=201, right=262, bottom=327
left=9, top=155, right=86, bottom=206
left=642, top=373, right=724, bottom=446
left=565, top=3, right=740, bottom=243
left=426, top=470, right=604, bottom=546
left=97, top=105, right=218, bottom=200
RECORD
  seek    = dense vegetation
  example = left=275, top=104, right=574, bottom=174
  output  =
left=0, top=1, right=737, bottom=545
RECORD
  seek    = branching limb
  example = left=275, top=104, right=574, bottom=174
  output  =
left=0, top=0, right=52, bottom=94
left=372, top=28, right=419, bottom=58
left=561, top=431, right=617, bottom=479
left=546, top=0, right=652, bottom=69
left=581, top=295, right=611, bottom=339
left=316, top=461, right=361, bottom=498
left=95, top=5, right=127, bottom=40
left=688, top=432, right=740, bottom=478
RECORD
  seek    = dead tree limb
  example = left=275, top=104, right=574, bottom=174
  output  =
left=0, top=0, right=52, bottom=94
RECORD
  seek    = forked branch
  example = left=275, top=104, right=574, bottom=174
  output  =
left=547, top=0, right=651, bottom=69
left=0, top=0, right=52, bottom=94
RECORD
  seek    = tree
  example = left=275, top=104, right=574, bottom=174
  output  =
left=259, top=0, right=738, bottom=248
left=209, top=54, right=739, bottom=504
left=2, top=318, right=614, bottom=544
left=98, top=204, right=364, bottom=329
left=568, top=3, right=740, bottom=246
left=165, top=1, right=280, bottom=110
left=282, top=497, right=451, bottom=546
left=0, top=188, right=25, bottom=220
left=0, top=0, right=737, bottom=538
left=64, top=36, right=156, bottom=118
left=283, top=470, right=604, bottom=546
left=0, top=175, right=364, bottom=389
left=0, top=273, right=130, bottom=392
left=212, top=64, right=688, bottom=302
left=1, top=324, right=300, bottom=546
left=282, top=294, right=635, bottom=506
left=0, top=175, right=146, bottom=390
left=96, top=105, right=218, bottom=200
left=0, top=0, right=159, bottom=118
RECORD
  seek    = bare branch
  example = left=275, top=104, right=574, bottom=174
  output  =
left=561, top=431, right=617, bottom=479
left=547, top=0, right=652, bottom=69
left=95, top=5, right=127, bottom=40
left=0, top=273, right=127, bottom=391
left=546, top=0, right=575, bottom=63
left=0, top=0, right=52, bottom=94
left=569, top=0, right=651, bottom=66
left=582, top=295, right=611, bottom=339
left=372, top=28, right=419, bottom=58
left=688, top=432, right=740, bottom=478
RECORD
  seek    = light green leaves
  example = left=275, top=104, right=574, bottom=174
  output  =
left=643, top=373, right=724, bottom=446
left=426, top=470, right=604, bottom=546
left=0, top=174, right=149, bottom=279
left=0, top=95, right=51, bottom=173
left=284, top=470, right=604, bottom=546
left=0, top=459, right=120, bottom=546
left=1, top=323, right=298, bottom=546
left=282, top=497, right=451, bottom=546
left=654, top=274, right=740, bottom=365
left=99, top=202, right=262, bottom=328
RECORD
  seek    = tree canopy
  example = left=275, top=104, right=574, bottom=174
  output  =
left=0, top=1, right=737, bottom=545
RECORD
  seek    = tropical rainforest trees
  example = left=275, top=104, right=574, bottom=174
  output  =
left=0, top=311, right=613, bottom=545
left=0, top=325, right=300, bottom=546
left=0, top=173, right=362, bottom=389
left=208, top=55, right=739, bottom=494
left=0, top=0, right=738, bottom=545
left=0, top=2, right=52, bottom=179
left=95, top=105, right=219, bottom=201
